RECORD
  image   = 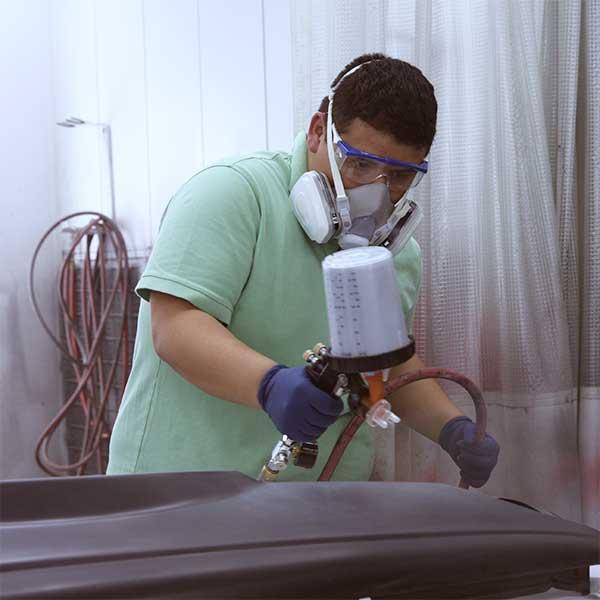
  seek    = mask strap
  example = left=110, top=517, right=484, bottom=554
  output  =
left=326, top=94, right=352, bottom=231
left=325, top=62, right=372, bottom=233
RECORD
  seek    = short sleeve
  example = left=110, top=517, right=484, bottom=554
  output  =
left=136, top=165, right=260, bottom=325
left=393, top=237, right=422, bottom=335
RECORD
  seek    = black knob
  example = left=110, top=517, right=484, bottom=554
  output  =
left=293, top=442, right=319, bottom=469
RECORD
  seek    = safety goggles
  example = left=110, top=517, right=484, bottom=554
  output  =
left=332, top=125, right=428, bottom=193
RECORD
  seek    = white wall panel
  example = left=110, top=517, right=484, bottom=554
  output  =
left=51, top=0, right=104, bottom=216
left=197, top=0, right=266, bottom=165
left=143, top=0, right=204, bottom=243
left=95, top=0, right=152, bottom=253
left=52, top=0, right=293, bottom=251
left=263, top=0, right=294, bottom=151
left=1, top=0, right=66, bottom=478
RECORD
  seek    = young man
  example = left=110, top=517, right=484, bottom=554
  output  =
left=107, top=53, right=499, bottom=485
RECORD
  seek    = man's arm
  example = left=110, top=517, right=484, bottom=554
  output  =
left=149, top=290, right=343, bottom=442
left=388, top=353, right=501, bottom=488
left=387, top=353, right=464, bottom=442
left=150, top=291, right=276, bottom=409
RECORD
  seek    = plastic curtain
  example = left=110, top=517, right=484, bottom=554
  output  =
left=291, top=0, right=599, bottom=527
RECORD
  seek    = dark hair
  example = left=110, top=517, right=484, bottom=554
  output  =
left=318, top=53, right=437, bottom=153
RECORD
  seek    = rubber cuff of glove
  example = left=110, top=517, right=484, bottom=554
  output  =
left=438, top=415, right=473, bottom=458
left=257, top=364, right=287, bottom=410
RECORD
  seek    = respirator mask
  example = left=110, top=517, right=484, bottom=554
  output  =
left=290, top=63, right=428, bottom=254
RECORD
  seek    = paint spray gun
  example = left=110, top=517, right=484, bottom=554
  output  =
left=258, top=246, right=419, bottom=482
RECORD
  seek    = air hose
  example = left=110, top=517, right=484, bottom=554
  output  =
left=29, top=212, right=129, bottom=476
left=318, top=367, right=486, bottom=486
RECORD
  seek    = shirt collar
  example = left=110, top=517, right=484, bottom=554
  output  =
left=289, top=131, right=308, bottom=192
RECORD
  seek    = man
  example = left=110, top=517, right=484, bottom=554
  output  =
left=107, top=53, right=499, bottom=486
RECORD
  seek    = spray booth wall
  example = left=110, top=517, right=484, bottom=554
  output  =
left=53, top=0, right=294, bottom=255
left=0, top=0, right=65, bottom=478
left=0, top=0, right=294, bottom=479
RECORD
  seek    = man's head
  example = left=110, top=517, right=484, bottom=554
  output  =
left=307, top=53, right=437, bottom=204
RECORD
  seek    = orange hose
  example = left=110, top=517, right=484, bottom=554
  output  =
left=364, top=371, right=385, bottom=406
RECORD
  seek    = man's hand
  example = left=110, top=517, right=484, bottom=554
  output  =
left=258, top=365, right=343, bottom=442
left=438, top=416, right=500, bottom=488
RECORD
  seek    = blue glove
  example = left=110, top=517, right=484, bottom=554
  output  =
left=258, top=364, right=343, bottom=442
left=439, top=416, right=500, bottom=488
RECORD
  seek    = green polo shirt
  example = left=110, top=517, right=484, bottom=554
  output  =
left=107, top=133, right=422, bottom=481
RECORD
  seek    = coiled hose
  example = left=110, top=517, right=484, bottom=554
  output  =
left=318, top=368, right=487, bottom=487
left=29, top=212, right=129, bottom=476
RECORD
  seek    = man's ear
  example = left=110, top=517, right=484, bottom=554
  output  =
left=307, top=112, right=326, bottom=153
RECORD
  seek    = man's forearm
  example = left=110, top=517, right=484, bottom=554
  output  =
left=387, top=354, right=463, bottom=443
left=150, top=292, right=276, bottom=409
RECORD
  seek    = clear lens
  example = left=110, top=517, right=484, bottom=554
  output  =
left=335, top=142, right=425, bottom=192
left=386, top=167, right=422, bottom=190
left=343, top=156, right=382, bottom=181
